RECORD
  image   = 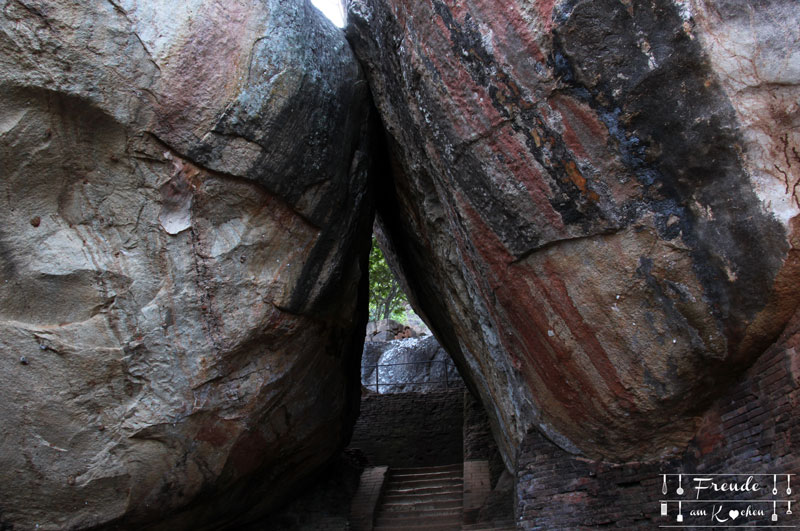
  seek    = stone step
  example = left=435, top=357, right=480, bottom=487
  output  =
left=385, top=483, right=462, bottom=492
left=389, top=474, right=464, bottom=485
left=388, top=479, right=461, bottom=490
left=375, top=513, right=463, bottom=528
left=373, top=525, right=461, bottom=531
left=386, top=479, right=463, bottom=490
left=462, top=520, right=517, bottom=530
left=381, top=500, right=463, bottom=512
left=390, top=469, right=463, bottom=481
left=388, top=475, right=461, bottom=486
left=383, top=488, right=462, bottom=501
left=377, top=507, right=462, bottom=520
left=384, top=481, right=464, bottom=494
left=460, top=524, right=517, bottom=531
left=389, top=464, right=462, bottom=475
left=381, top=498, right=462, bottom=511
left=374, top=464, right=464, bottom=531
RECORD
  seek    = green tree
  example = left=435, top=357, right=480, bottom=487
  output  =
left=368, top=236, right=408, bottom=321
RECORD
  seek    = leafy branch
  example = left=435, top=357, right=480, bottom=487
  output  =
left=368, top=236, right=408, bottom=321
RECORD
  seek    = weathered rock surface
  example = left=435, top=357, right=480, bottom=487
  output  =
left=0, top=1, right=372, bottom=529
left=362, top=336, right=462, bottom=393
left=347, top=0, right=800, bottom=462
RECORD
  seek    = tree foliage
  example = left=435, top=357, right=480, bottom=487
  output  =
left=368, top=236, right=407, bottom=321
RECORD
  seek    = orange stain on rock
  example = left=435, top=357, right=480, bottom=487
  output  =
left=563, top=160, right=599, bottom=202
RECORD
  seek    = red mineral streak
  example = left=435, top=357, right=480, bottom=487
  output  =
left=550, top=95, right=612, bottom=162
left=418, top=28, right=566, bottom=231
left=471, top=0, right=549, bottom=63
left=537, top=259, right=634, bottom=410
left=452, top=195, right=600, bottom=423
left=414, top=1, right=612, bottom=225
left=452, top=185, right=640, bottom=435
left=536, top=0, right=558, bottom=32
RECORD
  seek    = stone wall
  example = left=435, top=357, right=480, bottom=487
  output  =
left=349, top=390, right=464, bottom=468
left=516, top=310, right=800, bottom=528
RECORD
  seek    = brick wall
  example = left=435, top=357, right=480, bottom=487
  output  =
left=464, top=391, right=506, bottom=487
left=349, top=389, right=464, bottom=467
left=515, top=310, right=800, bottom=528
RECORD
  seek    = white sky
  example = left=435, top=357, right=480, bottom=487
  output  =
left=311, top=0, right=346, bottom=28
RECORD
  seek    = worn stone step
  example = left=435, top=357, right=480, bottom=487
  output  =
left=390, top=470, right=463, bottom=481
left=389, top=476, right=464, bottom=487
left=373, top=526, right=461, bottom=531
left=373, top=464, right=464, bottom=531
left=389, top=464, right=462, bottom=475
left=384, top=487, right=463, bottom=502
left=387, top=482, right=461, bottom=489
left=461, top=525, right=517, bottom=531
left=375, top=513, right=463, bottom=528
left=384, top=482, right=464, bottom=495
left=377, top=507, right=462, bottom=520
left=462, top=520, right=517, bottom=530
left=385, top=488, right=463, bottom=499
left=381, top=498, right=462, bottom=511
left=388, top=475, right=461, bottom=486
left=386, top=487, right=463, bottom=494
left=381, top=497, right=463, bottom=511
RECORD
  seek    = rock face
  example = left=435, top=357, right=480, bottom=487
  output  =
left=0, top=1, right=372, bottom=529
left=362, top=336, right=462, bottom=393
left=347, top=0, right=800, bottom=463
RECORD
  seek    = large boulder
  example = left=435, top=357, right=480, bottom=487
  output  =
left=347, top=0, right=800, bottom=463
left=361, top=336, right=462, bottom=393
left=0, top=1, right=372, bottom=529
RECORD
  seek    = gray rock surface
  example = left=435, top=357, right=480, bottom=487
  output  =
left=0, top=1, right=372, bottom=529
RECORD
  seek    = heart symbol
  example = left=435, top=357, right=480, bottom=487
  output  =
left=729, top=509, right=740, bottom=520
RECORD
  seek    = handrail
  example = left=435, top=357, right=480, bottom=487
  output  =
left=362, top=358, right=463, bottom=393
left=362, top=360, right=451, bottom=368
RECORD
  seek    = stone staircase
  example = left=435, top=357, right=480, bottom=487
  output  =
left=374, top=464, right=463, bottom=530
left=368, top=463, right=515, bottom=530
left=347, top=390, right=515, bottom=530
